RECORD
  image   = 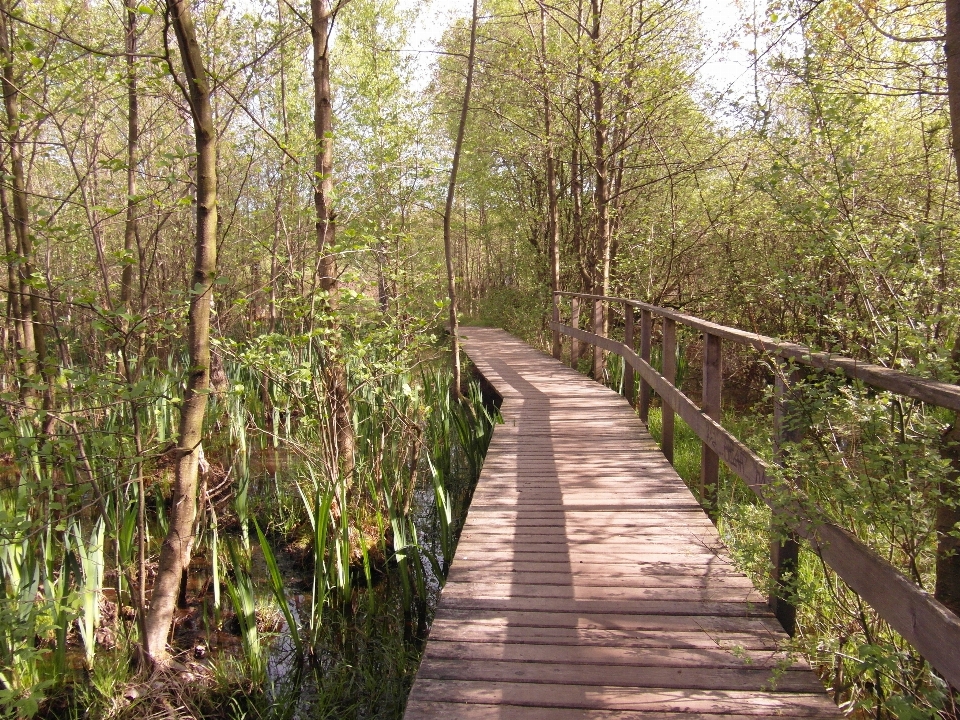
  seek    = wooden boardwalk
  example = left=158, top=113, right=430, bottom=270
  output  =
left=405, top=328, right=840, bottom=719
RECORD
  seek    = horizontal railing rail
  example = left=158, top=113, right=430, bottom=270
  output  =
left=550, top=290, right=960, bottom=689
left=556, top=291, right=960, bottom=411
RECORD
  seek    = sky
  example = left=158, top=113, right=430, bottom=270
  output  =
left=395, top=0, right=757, bottom=99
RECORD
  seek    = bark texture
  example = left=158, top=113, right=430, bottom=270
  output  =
left=311, top=0, right=355, bottom=480
left=144, top=0, right=217, bottom=661
left=937, top=0, right=960, bottom=619
left=540, top=4, right=560, bottom=359
left=0, top=3, right=42, bottom=392
left=121, top=0, right=139, bottom=314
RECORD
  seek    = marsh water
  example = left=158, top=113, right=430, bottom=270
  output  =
left=178, top=431, right=488, bottom=718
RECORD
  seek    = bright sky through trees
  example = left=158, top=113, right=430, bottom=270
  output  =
left=399, top=0, right=755, bottom=98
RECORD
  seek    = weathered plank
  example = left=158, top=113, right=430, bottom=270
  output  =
left=403, top=327, right=839, bottom=719
left=408, top=680, right=839, bottom=717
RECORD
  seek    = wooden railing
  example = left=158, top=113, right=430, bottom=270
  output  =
left=551, top=291, right=960, bottom=689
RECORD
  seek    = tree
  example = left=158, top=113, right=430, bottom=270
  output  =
left=311, top=0, right=356, bottom=482
left=442, top=0, right=479, bottom=399
left=143, top=0, right=218, bottom=663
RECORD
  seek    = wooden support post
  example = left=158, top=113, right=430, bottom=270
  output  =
left=623, top=303, right=635, bottom=405
left=592, top=297, right=603, bottom=380
left=639, top=309, right=652, bottom=421
left=552, top=294, right=561, bottom=360
left=770, top=365, right=803, bottom=636
left=700, top=332, right=721, bottom=516
left=570, top=297, right=580, bottom=370
left=662, top=318, right=676, bottom=464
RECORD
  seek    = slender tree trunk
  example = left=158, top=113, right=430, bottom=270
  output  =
left=0, top=4, right=42, bottom=397
left=0, top=155, right=21, bottom=350
left=144, top=0, right=218, bottom=662
left=936, top=0, right=960, bottom=619
left=311, top=0, right=355, bottom=479
left=571, top=110, right=588, bottom=292
left=443, top=0, right=479, bottom=400
left=590, top=0, right=611, bottom=317
left=270, top=0, right=289, bottom=333
left=120, top=0, right=148, bottom=638
left=121, top=0, right=139, bottom=314
left=570, top=0, right=590, bottom=301
left=540, top=4, right=560, bottom=343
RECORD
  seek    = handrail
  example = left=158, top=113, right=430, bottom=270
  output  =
left=551, top=291, right=960, bottom=690
left=556, top=291, right=960, bottom=412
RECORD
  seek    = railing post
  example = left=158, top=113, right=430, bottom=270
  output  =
left=701, top=332, right=722, bottom=516
left=662, top=318, right=676, bottom=464
left=592, top=297, right=603, bottom=380
left=552, top=294, right=561, bottom=360
left=569, top=297, right=580, bottom=370
left=638, top=309, right=652, bottom=421
left=623, top=303, right=635, bottom=405
left=770, top=364, right=803, bottom=636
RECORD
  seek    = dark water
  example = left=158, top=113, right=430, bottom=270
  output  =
left=196, top=442, right=485, bottom=718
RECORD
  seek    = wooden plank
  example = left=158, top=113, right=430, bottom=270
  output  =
left=553, top=293, right=562, bottom=359
left=421, top=640, right=805, bottom=670
left=439, top=582, right=765, bottom=604
left=660, top=318, right=674, bottom=496
left=639, top=309, right=652, bottom=421
left=405, top=703, right=825, bottom=720
left=624, top=302, right=635, bottom=406
left=570, top=296, right=580, bottom=369
left=435, top=608, right=787, bottom=634
left=438, top=595, right=776, bottom=618
left=426, top=620, right=782, bottom=650
left=416, top=658, right=825, bottom=693
left=701, top=332, right=721, bottom=515
left=408, top=680, right=840, bottom=716
left=446, top=560, right=751, bottom=578
left=445, top=569, right=759, bottom=590
left=593, top=297, right=604, bottom=380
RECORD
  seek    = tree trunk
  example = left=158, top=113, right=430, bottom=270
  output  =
left=540, top=4, right=560, bottom=356
left=587, top=0, right=610, bottom=379
left=571, top=0, right=590, bottom=300
left=0, top=155, right=22, bottom=352
left=311, top=0, right=355, bottom=480
left=443, top=0, right=479, bottom=400
left=0, top=3, right=43, bottom=398
left=590, top=0, right=611, bottom=314
left=936, top=0, right=960, bottom=619
left=121, top=0, right=148, bottom=641
left=144, top=0, right=218, bottom=662
left=121, top=0, right=139, bottom=315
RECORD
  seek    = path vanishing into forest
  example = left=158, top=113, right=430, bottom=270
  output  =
left=404, top=327, right=840, bottom=719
